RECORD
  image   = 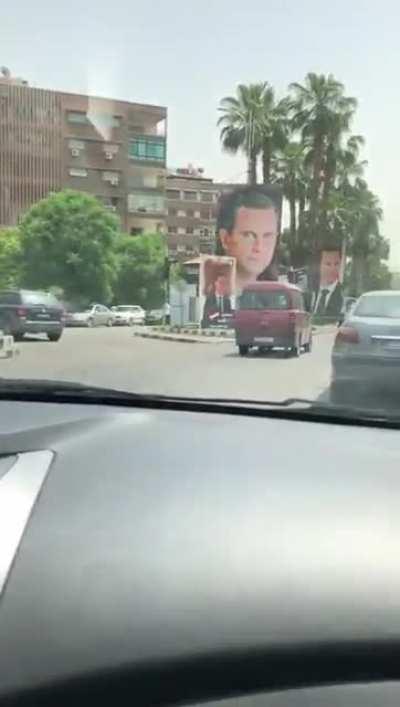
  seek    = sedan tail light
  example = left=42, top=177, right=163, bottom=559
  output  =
left=16, top=307, right=27, bottom=319
left=335, top=326, right=359, bottom=345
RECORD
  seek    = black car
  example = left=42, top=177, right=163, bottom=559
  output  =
left=0, top=289, right=64, bottom=341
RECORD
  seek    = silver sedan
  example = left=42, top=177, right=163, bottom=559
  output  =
left=330, top=290, right=400, bottom=405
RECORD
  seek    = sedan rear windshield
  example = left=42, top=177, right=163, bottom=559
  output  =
left=240, top=291, right=290, bottom=310
left=21, top=291, right=60, bottom=307
left=355, top=295, right=400, bottom=318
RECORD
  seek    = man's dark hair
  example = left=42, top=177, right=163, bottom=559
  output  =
left=215, top=186, right=281, bottom=281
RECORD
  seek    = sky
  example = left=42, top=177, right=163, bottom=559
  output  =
left=3, top=0, right=400, bottom=266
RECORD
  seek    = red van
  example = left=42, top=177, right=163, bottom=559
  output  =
left=233, top=281, right=312, bottom=357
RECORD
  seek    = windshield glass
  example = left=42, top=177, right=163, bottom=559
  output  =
left=1, top=2, right=398, bottom=419
left=355, top=295, right=400, bottom=318
left=240, top=291, right=290, bottom=310
left=22, top=292, right=59, bottom=306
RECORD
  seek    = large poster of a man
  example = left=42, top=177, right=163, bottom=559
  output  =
left=200, top=255, right=236, bottom=328
left=215, top=185, right=282, bottom=295
left=313, top=248, right=345, bottom=319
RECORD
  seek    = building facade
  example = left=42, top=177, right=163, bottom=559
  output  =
left=0, top=71, right=167, bottom=234
left=166, top=167, right=232, bottom=260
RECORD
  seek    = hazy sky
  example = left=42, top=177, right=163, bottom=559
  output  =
left=3, top=0, right=400, bottom=266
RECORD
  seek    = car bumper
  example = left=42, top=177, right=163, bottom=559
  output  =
left=19, top=321, right=64, bottom=335
left=235, top=334, right=296, bottom=348
left=332, top=353, right=400, bottom=388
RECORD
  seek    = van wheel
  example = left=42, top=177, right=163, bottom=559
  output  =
left=238, top=345, right=249, bottom=357
left=304, top=334, right=313, bottom=353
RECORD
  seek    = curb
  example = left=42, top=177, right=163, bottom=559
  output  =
left=134, top=332, right=234, bottom=344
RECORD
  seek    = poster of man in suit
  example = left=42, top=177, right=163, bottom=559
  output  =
left=200, top=256, right=236, bottom=328
left=313, top=248, right=345, bottom=320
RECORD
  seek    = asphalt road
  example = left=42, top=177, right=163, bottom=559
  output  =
left=0, top=327, right=334, bottom=402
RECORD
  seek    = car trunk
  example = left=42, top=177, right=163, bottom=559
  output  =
left=24, top=304, right=63, bottom=323
left=353, top=316, right=400, bottom=358
left=234, top=308, right=294, bottom=344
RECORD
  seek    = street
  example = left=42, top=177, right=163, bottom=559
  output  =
left=0, top=327, right=334, bottom=402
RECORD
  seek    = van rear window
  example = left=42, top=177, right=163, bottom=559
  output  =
left=240, top=291, right=289, bottom=310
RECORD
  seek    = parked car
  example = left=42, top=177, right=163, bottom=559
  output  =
left=111, top=305, right=145, bottom=326
left=331, top=290, right=400, bottom=404
left=66, top=304, right=115, bottom=328
left=233, top=281, right=312, bottom=357
left=146, top=308, right=164, bottom=325
left=0, top=289, right=64, bottom=341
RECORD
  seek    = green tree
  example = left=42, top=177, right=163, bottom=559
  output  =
left=19, top=190, right=119, bottom=303
left=0, top=227, right=22, bottom=289
left=114, top=232, right=166, bottom=309
left=289, top=73, right=357, bottom=250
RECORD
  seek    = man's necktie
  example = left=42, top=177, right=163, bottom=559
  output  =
left=316, top=289, right=329, bottom=315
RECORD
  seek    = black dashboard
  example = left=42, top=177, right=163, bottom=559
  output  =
left=1, top=399, right=400, bottom=705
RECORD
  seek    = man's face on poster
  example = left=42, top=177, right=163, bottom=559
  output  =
left=220, top=207, right=278, bottom=278
left=320, top=250, right=341, bottom=286
left=214, top=275, right=229, bottom=296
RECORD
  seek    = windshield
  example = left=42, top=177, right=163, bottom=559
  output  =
left=240, top=291, right=290, bottom=310
left=22, top=292, right=59, bottom=307
left=0, top=2, right=398, bottom=420
left=354, top=295, right=400, bottom=318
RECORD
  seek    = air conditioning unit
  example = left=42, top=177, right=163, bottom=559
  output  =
left=105, top=152, right=113, bottom=160
left=108, top=205, right=117, bottom=211
left=110, top=177, right=119, bottom=186
left=71, top=148, right=80, bottom=157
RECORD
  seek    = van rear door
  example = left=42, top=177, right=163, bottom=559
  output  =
left=235, top=290, right=292, bottom=345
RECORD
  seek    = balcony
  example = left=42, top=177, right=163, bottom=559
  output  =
left=127, top=192, right=166, bottom=217
left=128, top=136, right=166, bottom=165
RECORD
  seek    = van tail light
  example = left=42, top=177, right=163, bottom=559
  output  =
left=335, top=326, right=359, bottom=345
left=16, top=307, right=27, bottom=319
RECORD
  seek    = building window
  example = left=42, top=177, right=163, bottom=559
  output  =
left=69, top=168, right=88, bottom=177
left=128, top=193, right=165, bottom=213
left=130, top=227, right=144, bottom=236
left=166, top=189, right=180, bottom=199
left=183, top=191, right=197, bottom=201
left=186, top=209, right=194, bottom=217
left=168, top=226, right=176, bottom=234
left=129, top=137, right=166, bottom=162
left=194, top=210, right=201, bottom=219
left=200, top=208, right=212, bottom=219
left=201, top=192, right=214, bottom=202
left=168, top=208, right=177, bottom=216
left=103, top=171, right=120, bottom=185
left=67, top=111, right=87, bottom=124
left=68, top=139, right=85, bottom=151
left=177, top=210, right=186, bottom=217
left=186, top=227, right=194, bottom=234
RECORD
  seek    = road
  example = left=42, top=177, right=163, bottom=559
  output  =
left=0, top=327, right=334, bottom=402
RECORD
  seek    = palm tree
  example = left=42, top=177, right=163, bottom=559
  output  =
left=273, top=141, right=307, bottom=263
left=218, top=83, right=267, bottom=184
left=259, top=92, right=290, bottom=183
left=289, top=73, right=357, bottom=250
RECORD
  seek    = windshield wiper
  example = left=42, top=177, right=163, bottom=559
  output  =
left=0, top=378, right=399, bottom=428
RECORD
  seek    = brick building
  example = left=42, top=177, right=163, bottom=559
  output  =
left=0, top=69, right=167, bottom=234
left=166, top=166, right=236, bottom=260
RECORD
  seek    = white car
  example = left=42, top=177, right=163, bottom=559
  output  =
left=111, top=305, right=145, bottom=326
left=66, top=304, right=115, bottom=328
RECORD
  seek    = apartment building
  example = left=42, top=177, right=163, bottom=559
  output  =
left=0, top=69, right=167, bottom=234
left=166, top=167, right=221, bottom=259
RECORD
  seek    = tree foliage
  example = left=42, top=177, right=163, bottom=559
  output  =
left=114, top=232, right=166, bottom=308
left=218, top=73, right=390, bottom=292
left=19, top=190, right=119, bottom=303
left=0, top=228, right=22, bottom=290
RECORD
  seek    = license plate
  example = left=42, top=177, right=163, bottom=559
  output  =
left=255, top=337, right=274, bottom=344
left=37, top=313, right=50, bottom=319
